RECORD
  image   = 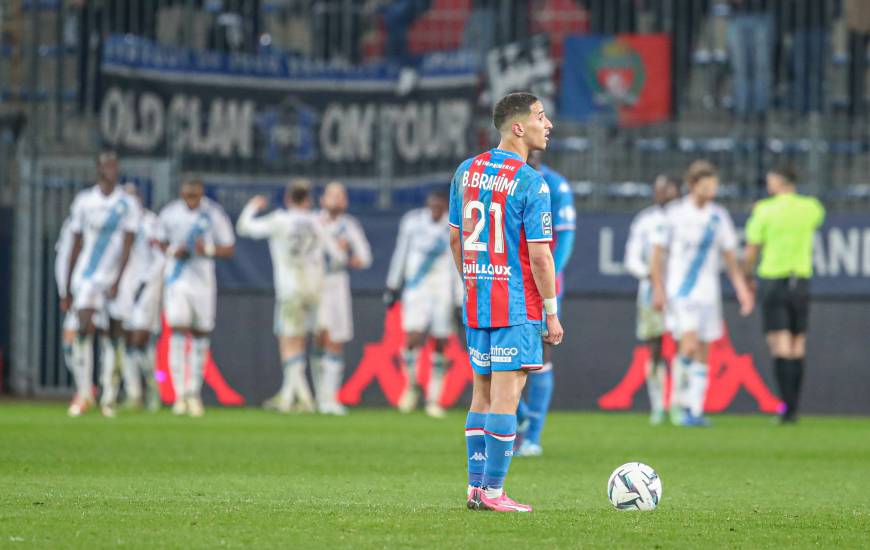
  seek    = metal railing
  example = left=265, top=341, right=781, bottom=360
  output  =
left=0, top=0, right=868, bottom=197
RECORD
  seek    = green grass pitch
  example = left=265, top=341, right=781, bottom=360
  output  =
left=2, top=403, right=869, bottom=548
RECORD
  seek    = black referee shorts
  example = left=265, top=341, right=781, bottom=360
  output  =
left=759, top=277, right=810, bottom=334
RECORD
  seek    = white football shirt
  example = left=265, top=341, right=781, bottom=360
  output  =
left=320, top=212, right=372, bottom=274
left=68, top=185, right=141, bottom=289
left=651, top=196, right=737, bottom=304
left=123, top=209, right=166, bottom=289
left=386, top=207, right=453, bottom=292
left=158, top=197, right=235, bottom=290
left=55, top=217, right=74, bottom=297
left=624, top=204, right=667, bottom=306
left=237, top=204, right=342, bottom=300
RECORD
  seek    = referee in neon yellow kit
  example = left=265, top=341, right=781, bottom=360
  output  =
left=743, top=166, right=825, bottom=424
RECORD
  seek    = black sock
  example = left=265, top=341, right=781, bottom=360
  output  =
left=788, top=358, right=805, bottom=418
left=773, top=357, right=791, bottom=412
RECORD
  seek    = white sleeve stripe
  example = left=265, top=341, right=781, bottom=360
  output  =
left=448, top=222, right=460, bottom=228
left=526, top=237, right=553, bottom=242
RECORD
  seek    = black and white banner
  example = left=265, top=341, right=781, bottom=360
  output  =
left=99, top=35, right=479, bottom=179
left=484, top=35, right=557, bottom=113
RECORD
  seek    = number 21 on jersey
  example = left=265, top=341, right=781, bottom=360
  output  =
left=463, top=200, right=504, bottom=254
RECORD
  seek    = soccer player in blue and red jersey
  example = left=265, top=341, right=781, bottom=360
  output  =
left=449, top=92, right=564, bottom=513
left=514, top=151, right=576, bottom=457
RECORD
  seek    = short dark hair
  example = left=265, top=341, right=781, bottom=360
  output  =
left=655, top=174, right=681, bottom=189
left=181, top=175, right=204, bottom=189
left=769, top=165, right=797, bottom=185
left=97, top=149, right=117, bottom=164
left=286, top=178, right=311, bottom=205
left=685, top=160, right=718, bottom=186
left=428, top=187, right=449, bottom=202
left=492, top=92, right=539, bottom=131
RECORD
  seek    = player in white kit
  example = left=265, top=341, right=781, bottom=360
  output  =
left=118, top=183, right=166, bottom=412
left=158, top=177, right=235, bottom=417
left=60, top=151, right=140, bottom=418
left=385, top=189, right=462, bottom=418
left=624, top=175, right=680, bottom=425
left=314, top=181, right=372, bottom=415
left=236, top=180, right=343, bottom=414
left=56, top=216, right=100, bottom=416
left=650, top=161, right=754, bottom=427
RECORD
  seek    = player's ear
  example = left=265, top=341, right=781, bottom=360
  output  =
left=512, top=121, right=524, bottom=137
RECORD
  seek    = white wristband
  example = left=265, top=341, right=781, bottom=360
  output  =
left=203, top=243, right=216, bottom=257
left=543, top=297, right=558, bottom=316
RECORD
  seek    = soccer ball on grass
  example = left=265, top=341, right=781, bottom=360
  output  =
left=607, top=462, right=662, bottom=511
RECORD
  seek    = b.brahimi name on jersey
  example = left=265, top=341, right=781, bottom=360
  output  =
left=652, top=195, right=738, bottom=304
left=159, top=198, right=235, bottom=291
left=449, top=148, right=553, bottom=329
left=68, top=185, right=141, bottom=312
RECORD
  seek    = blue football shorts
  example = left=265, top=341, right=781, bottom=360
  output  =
left=465, top=322, right=544, bottom=376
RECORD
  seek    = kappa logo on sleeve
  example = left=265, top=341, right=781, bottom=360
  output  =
left=542, top=212, right=552, bottom=236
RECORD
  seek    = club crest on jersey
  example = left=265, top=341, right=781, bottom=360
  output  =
left=541, top=212, right=553, bottom=236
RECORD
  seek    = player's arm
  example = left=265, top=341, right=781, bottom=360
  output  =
left=108, top=231, right=136, bottom=299
left=624, top=218, right=649, bottom=280
left=650, top=245, right=667, bottom=311
left=552, top=181, right=577, bottom=274
left=552, top=228, right=575, bottom=274
left=61, top=232, right=83, bottom=312
left=236, top=195, right=273, bottom=240
left=524, top=175, right=563, bottom=345
left=649, top=213, right=671, bottom=311
left=528, top=242, right=563, bottom=345
left=721, top=211, right=752, bottom=316
left=61, top=197, right=86, bottom=312
left=724, top=249, right=754, bottom=316
left=384, top=214, right=410, bottom=306
left=742, top=244, right=760, bottom=280
left=347, top=219, right=373, bottom=269
left=195, top=205, right=236, bottom=259
left=109, top=199, right=141, bottom=299
left=449, top=225, right=462, bottom=276
left=742, top=201, right=765, bottom=283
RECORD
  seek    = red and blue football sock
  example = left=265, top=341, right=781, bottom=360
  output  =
left=465, top=411, right=486, bottom=487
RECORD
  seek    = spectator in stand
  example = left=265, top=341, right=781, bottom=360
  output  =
left=846, top=0, right=870, bottom=118
left=373, top=0, right=432, bottom=94
left=463, top=1, right=530, bottom=65
left=725, top=0, right=774, bottom=118
left=787, top=0, right=832, bottom=115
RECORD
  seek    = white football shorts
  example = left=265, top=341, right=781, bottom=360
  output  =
left=316, top=272, right=354, bottom=344
left=163, top=282, right=216, bottom=332
left=668, top=299, right=723, bottom=343
left=401, top=284, right=454, bottom=338
left=274, top=292, right=320, bottom=338
left=123, top=279, right=163, bottom=333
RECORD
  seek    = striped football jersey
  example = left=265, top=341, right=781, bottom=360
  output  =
left=449, top=148, right=553, bottom=328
